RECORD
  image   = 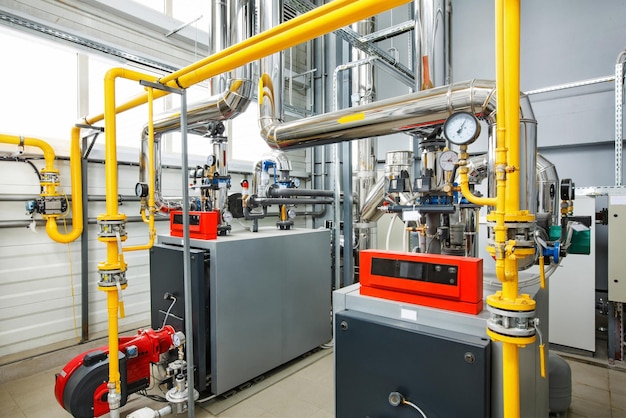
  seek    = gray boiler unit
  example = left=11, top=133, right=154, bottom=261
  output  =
left=150, top=228, right=332, bottom=395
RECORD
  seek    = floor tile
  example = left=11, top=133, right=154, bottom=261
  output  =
left=5, top=403, right=26, bottom=418
left=569, top=395, right=613, bottom=418
left=611, top=392, right=626, bottom=412
left=572, top=382, right=611, bottom=405
left=570, top=361, right=610, bottom=390
left=610, top=369, right=626, bottom=397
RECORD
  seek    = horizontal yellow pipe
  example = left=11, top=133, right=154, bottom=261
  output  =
left=0, top=134, right=56, bottom=169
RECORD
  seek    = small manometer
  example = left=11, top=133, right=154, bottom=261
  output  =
left=206, top=154, right=216, bottom=167
left=439, top=150, right=459, bottom=171
left=443, top=112, right=481, bottom=145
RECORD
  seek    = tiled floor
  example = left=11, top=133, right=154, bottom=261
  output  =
left=2, top=348, right=626, bottom=417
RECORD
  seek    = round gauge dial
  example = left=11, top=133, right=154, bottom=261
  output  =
left=206, top=154, right=216, bottom=167
left=135, top=182, right=149, bottom=197
left=172, top=331, right=185, bottom=347
left=443, top=111, right=481, bottom=145
left=439, top=150, right=459, bottom=171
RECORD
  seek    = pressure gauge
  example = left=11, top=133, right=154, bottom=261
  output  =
left=443, top=111, right=481, bottom=145
left=172, top=331, right=185, bottom=347
left=206, top=154, right=216, bottom=167
left=135, top=182, right=149, bottom=197
left=439, top=150, right=459, bottom=171
left=292, top=178, right=301, bottom=188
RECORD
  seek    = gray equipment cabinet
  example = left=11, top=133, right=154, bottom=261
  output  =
left=151, top=228, right=332, bottom=395
left=334, top=282, right=549, bottom=418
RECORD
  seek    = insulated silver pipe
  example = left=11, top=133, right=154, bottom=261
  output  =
left=139, top=0, right=254, bottom=211
left=259, top=0, right=283, bottom=124
left=260, top=79, right=501, bottom=150
left=414, top=0, right=446, bottom=90
left=536, top=154, right=559, bottom=226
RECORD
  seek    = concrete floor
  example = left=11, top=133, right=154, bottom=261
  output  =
left=2, top=346, right=626, bottom=418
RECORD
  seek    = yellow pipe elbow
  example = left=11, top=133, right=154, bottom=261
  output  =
left=458, top=168, right=497, bottom=207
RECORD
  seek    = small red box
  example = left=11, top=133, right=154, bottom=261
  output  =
left=170, top=210, right=218, bottom=240
left=359, top=250, right=483, bottom=314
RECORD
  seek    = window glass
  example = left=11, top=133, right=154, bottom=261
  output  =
left=172, top=0, right=211, bottom=29
left=230, top=103, right=271, bottom=162
left=89, top=56, right=166, bottom=150
left=0, top=27, right=77, bottom=143
left=130, top=0, right=165, bottom=13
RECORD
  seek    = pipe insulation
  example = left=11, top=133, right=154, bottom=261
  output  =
left=260, top=79, right=509, bottom=149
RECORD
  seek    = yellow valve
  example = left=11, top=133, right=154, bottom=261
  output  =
left=539, top=344, right=546, bottom=379
left=539, top=253, right=546, bottom=289
left=115, top=280, right=126, bottom=319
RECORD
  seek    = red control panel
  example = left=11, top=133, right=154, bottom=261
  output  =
left=359, top=250, right=483, bottom=314
left=170, top=210, right=218, bottom=240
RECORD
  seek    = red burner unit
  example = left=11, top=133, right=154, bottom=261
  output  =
left=359, top=250, right=483, bottom=314
left=170, top=210, right=218, bottom=240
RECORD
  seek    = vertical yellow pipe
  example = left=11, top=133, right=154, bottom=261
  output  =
left=504, top=0, right=521, bottom=213
left=503, top=342, right=520, bottom=415
left=123, top=87, right=156, bottom=253
left=494, top=1, right=524, bottom=417
left=106, top=288, right=120, bottom=392
left=101, top=68, right=159, bottom=406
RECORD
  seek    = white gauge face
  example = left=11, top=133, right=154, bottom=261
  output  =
left=207, top=154, right=216, bottom=166
left=439, top=150, right=459, bottom=171
left=443, top=112, right=481, bottom=145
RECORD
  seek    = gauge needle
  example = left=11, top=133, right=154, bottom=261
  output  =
left=457, top=120, right=467, bottom=134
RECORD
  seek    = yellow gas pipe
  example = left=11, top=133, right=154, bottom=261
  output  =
left=84, top=0, right=412, bottom=411
left=458, top=1, right=538, bottom=417
left=488, top=1, right=536, bottom=417
left=0, top=133, right=84, bottom=243
left=122, top=86, right=157, bottom=253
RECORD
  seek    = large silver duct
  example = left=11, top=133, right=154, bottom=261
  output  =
left=352, top=17, right=378, bottom=251
left=536, top=154, right=560, bottom=227
left=414, top=0, right=447, bottom=90
left=258, top=0, right=283, bottom=125
left=259, top=78, right=539, bottom=216
left=139, top=0, right=254, bottom=211
left=260, top=79, right=498, bottom=148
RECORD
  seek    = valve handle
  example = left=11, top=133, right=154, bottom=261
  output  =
left=539, top=343, right=546, bottom=379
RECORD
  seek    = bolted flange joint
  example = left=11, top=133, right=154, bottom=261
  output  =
left=40, top=169, right=60, bottom=186
left=97, top=268, right=127, bottom=288
left=486, top=292, right=537, bottom=345
left=97, top=218, right=127, bottom=239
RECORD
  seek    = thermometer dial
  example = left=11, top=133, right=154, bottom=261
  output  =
left=439, top=150, right=459, bottom=171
